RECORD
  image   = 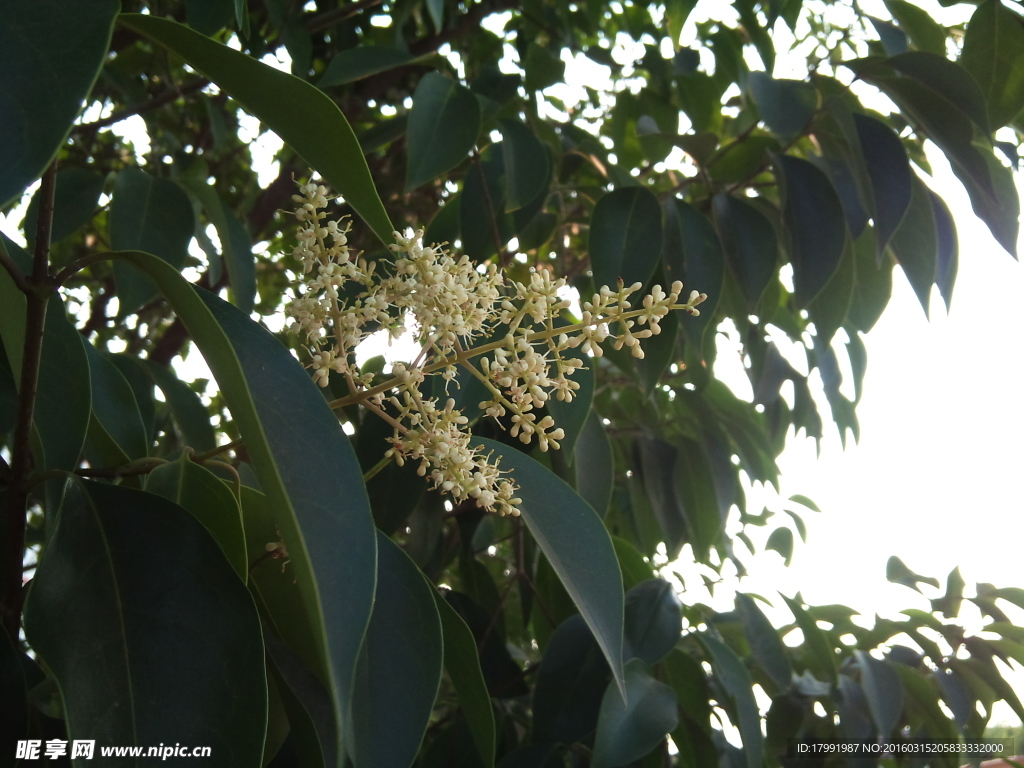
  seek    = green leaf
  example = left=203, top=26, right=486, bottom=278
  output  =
left=0, top=628, right=29, bottom=750
left=181, top=179, right=256, bottom=313
left=782, top=595, right=837, bottom=685
left=869, top=16, right=908, bottom=56
left=849, top=227, right=894, bottom=333
left=145, top=455, right=249, bottom=581
left=0, top=0, right=118, bottom=208
left=950, top=142, right=1020, bottom=259
left=546, top=352, right=594, bottom=461
left=711, top=194, right=777, bottom=310
left=925, top=187, right=958, bottom=310
left=461, top=152, right=513, bottom=261
left=854, top=651, right=903, bottom=736
left=144, top=360, right=218, bottom=452
left=319, top=47, right=422, bottom=88
left=886, top=555, right=939, bottom=593
left=634, top=437, right=687, bottom=559
left=475, top=437, right=625, bottom=694
left=109, top=167, right=195, bottom=315
left=961, top=0, right=1024, bottom=129
left=499, top=119, right=551, bottom=211
left=234, top=0, right=250, bottom=37
left=524, top=43, right=565, bottom=92
left=932, top=566, right=966, bottom=618
left=405, top=72, right=481, bottom=191
left=589, top=187, right=663, bottom=292
left=574, top=411, right=615, bottom=517
left=884, top=0, right=946, bottom=55
left=348, top=532, right=442, bottom=768
left=83, top=341, right=149, bottom=463
left=933, top=668, right=972, bottom=731
left=808, top=232, right=855, bottom=345
left=533, top=613, right=611, bottom=745
left=23, top=168, right=105, bottom=252
left=624, top=578, right=682, bottom=665
left=788, top=494, right=821, bottom=513
left=747, top=73, right=819, bottom=139
left=765, top=526, right=794, bottom=565
left=592, top=658, right=678, bottom=768
left=23, top=478, right=266, bottom=765
left=700, top=634, right=763, bottom=768
left=120, top=14, right=394, bottom=244
left=101, top=251, right=377, bottom=764
left=424, top=196, right=461, bottom=248
left=184, top=0, right=235, bottom=36
left=635, top=306, right=678, bottom=396
left=853, top=113, right=912, bottom=262
left=662, top=199, right=724, bottom=353
left=773, top=154, right=847, bottom=306
left=887, top=52, right=991, bottom=135
left=109, top=353, right=157, bottom=446
left=736, top=593, right=792, bottom=690
left=889, top=174, right=938, bottom=315
left=707, top=135, right=780, bottom=184
left=426, top=0, right=444, bottom=33
left=674, top=438, right=725, bottom=561
left=612, top=536, right=655, bottom=590
left=432, top=589, right=496, bottom=768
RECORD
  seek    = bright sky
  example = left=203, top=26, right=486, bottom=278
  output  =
left=1, top=0, right=1019, bottom=728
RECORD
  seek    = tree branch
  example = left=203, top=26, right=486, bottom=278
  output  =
left=306, top=0, right=385, bottom=33
left=3, top=161, right=57, bottom=642
left=74, top=77, right=210, bottom=133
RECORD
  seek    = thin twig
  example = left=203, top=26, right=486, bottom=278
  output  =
left=74, top=78, right=210, bottom=133
left=193, top=438, right=244, bottom=464
left=306, top=0, right=385, bottom=33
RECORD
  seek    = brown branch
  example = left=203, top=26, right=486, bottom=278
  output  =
left=74, top=77, right=210, bottom=133
left=306, top=0, right=385, bottom=33
left=3, top=161, right=57, bottom=642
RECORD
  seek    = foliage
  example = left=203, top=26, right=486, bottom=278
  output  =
left=1, top=0, right=1023, bottom=767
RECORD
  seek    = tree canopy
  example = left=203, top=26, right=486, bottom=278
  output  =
left=1, top=0, right=1023, bottom=767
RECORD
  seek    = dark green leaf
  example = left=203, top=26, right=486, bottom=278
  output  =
left=836, top=674, right=875, bottom=739
left=23, top=168, right=105, bottom=251
left=546, top=360, right=594, bottom=461
left=592, top=658, right=678, bottom=768
left=884, top=0, right=946, bottom=55
left=144, top=360, right=218, bottom=452
left=849, top=227, right=894, bottom=333
left=889, top=175, right=937, bottom=315
left=961, top=0, right=1024, bottom=129
left=855, top=651, right=903, bottom=736
left=432, top=590, right=496, bottom=768
left=499, top=119, right=551, bottom=212
left=0, top=0, right=118, bottom=208
left=886, top=555, right=940, bottom=593
left=674, top=438, right=724, bottom=561
left=234, top=0, right=250, bottom=37
left=765, top=526, right=794, bottom=566
left=23, top=479, right=266, bottom=765
left=782, top=595, right=837, bottom=685
left=700, top=634, right=763, bottom=768
left=319, top=47, right=422, bottom=88
left=83, top=341, right=149, bottom=462
left=104, top=251, right=377, bottom=763
left=109, top=167, right=195, bottom=315
left=810, top=154, right=869, bottom=238
left=624, top=579, right=682, bottom=665
left=869, top=16, right=908, bottom=56
left=121, top=14, right=394, bottom=244
left=736, top=593, right=792, bottom=690
left=0, top=628, right=28, bottom=751
left=406, top=73, right=481, bottom=191
left=533, top=613, right=611, bottom=745
left=933, top=668, right=972, bottom=731
left=348, top=532, right=442, bottom=768
left=707, top=136, right=779, bottom=184
left=184, top=0, right=235, bottom=36
left=355, top=403, right=426, bottom=535
left=475, top=437, right=625, bottom=693
left=524, top=43, right=565, bottom=92
left=926, top=187, right=958, bottom=310
left=887, top=52, right=991, bottom=134
left=589, top=187, right=663, bottom=291
left=950, top=142, right=1019, bottom=259
left=635, top=307, right=678, bottom=396
left=108, top=353, right=157, bottom=446
left=773, top=154, right=847, bottom=305
left=932, top=566, right=966, bottom=618
left=424, top=196, right=461, bottom=248
left=634, top=437, right=687, bottom=559
left=611, top=536, right=655, bottom=590
left=358, top=114, right=408, bottom=153
left=853, top=114, right=912, bottom=261
left=808, top=234, right=855, bottom=345
left=460, top=152, right=513, bottom=261
left=662, top=198, right=724, bottom=353
left=573, top=411, right=614, bottom=517
left=712, top=194, right=777, bottom=310
left=145, top=455, right=248, bottom=580
left=747, top=73, right=819, bottom=139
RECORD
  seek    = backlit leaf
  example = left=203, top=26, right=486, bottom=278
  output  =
left=888, top=175, right=937, bottom=316
left=884, top=0, right=946, bottom=55
left=748, top=73, right=819, bottom=139
left=961, top=0, right=1024, bottom=129
left=853, top=114, right=912, bottom=262
left=736, top=594, right=792, bottom=691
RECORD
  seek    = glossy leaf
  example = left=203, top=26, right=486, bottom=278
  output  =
left=889, top=175, right=938, bottom=316
left=145, top=455, right=249, bottom=580
left=432, top=590, right=495, bottom=768
left=475, top=437, right=625, bottom=693
left=853, top=114, right=912, bottom=262
left=961, top=0, right=1024, bottom=129
left=23, top=479, right=266, bottom=765
left=23, top=168, right=104, bottom=251
left=120, top=14, right=394, bottom=244
left=589, top=187, right=663, bottom=292
left=573, top=411, right=614, bottom=517
left=406, top=73, right=481, bottom=191
left=662, top=198, right=724, bottom=352
left=83, top=341, right=148, bottom=463
left=532, top=613, right=611, bottom=745
left=348, top=532, right=442, bottom=768
left=747, top=73, right=819, bottom=139
left=884, top=0, right=946, bottom=55
left=712, top=194, right=777, bottom=310
left=499, top=119, right=551, bottom=212
left=623, top=578, right=682, bottom=665
left=144, top=359, right=218, bottom=452
left=0, top=0, right=118, bottom=208
left=773, top=154, right=847, bottom=306
left=701, top=634, right=763, bottom=768
left=591, top=658, right=678, bottom=768
left=736, top=593, right=792, bottom=691
left=319, top=46, right=422, bottom=87
left=109, top=167, right=195, bottom=315
left=102, top=251, right=377, bottom=764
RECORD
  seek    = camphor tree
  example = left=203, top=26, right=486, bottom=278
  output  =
left=2, top=0, right=1024, bottom=766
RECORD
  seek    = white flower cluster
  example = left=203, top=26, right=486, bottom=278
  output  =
left=284, top=180, right=706, bottom=516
